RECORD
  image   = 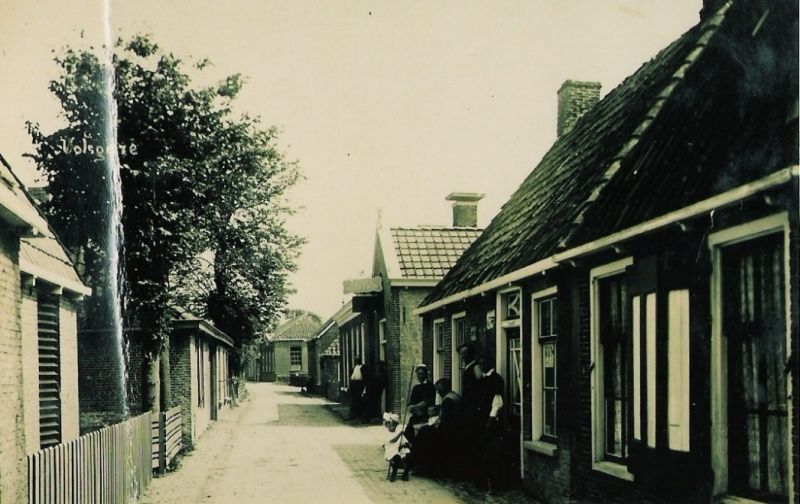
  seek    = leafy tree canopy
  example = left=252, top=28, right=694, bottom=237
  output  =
left=27, top=34, right=303, bottom=359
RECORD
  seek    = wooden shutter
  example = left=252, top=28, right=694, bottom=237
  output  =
left=38, top=293, right=61, bottom=448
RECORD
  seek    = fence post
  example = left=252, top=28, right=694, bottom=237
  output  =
left=158, top=411, right=167, bottom=474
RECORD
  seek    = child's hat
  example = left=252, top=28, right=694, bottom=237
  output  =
left=383, top=412, right=400, bottom=422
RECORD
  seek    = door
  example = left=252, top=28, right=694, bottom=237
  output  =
left=506, top=327, right=522, bottom=478
left=722, top=232, right=788, bottom=502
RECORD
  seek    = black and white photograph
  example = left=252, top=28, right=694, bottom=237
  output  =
left=0, top=0, right=797, bottom=502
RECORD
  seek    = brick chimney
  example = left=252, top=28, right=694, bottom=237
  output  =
left=446, top=192, right=484, bottom=228
left=557, top=80, right=601, bottom=137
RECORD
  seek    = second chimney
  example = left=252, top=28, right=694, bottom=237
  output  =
left=446, top=192, right=484, bottom=228
left=557, top=80, right=601, bottom=137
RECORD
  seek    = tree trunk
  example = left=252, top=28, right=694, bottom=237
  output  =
left=146, top=352, right=160, bottom=412
left=160, top=336, right=172, bottom=411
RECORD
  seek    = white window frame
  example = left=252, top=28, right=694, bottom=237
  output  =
left=450, top=312, right=467, bottom=394
left=529, top=286, right=559, bottom=456
left=590, top=256, right=634, bottom=481
left=379, top=318, right=386, bottom=361
left=708, top=212, right=792, bottom=501
left=290, top=345, right=302, bottom=371
left=432, top=318, right=446, bottom=383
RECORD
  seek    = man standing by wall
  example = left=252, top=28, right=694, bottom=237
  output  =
left=348, top=358, right=366, bottom=420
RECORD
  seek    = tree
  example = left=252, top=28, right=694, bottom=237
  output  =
left=27, top=34, right=302, bottom=411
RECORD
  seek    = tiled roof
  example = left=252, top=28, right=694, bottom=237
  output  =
left=269, top=313, right=323, bottom=342
left=0, top=155, right=52, bottom=238
left=0, top=156, right=89, bottom=295
left=389, top=226, right=482, bottom=280
left=320, top=338, right=340, bottom=358
left=423, top=0, right=795, bottom=306
left=20, top=236, right=88, bottom=295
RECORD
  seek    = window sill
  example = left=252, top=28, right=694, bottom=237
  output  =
left=524, top=440, right=558, bottom=457
left=715, top=496, right=769, bottom=504
left=592, top=461, right=634, bottom=482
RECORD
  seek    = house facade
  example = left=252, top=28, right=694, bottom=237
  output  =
left=268, top=312, right=321, bottom=383
left=417, top=2, right=798, bottom=502
left=310, top=313, right=341, bottom=394
left=341, top=197, right=483, bottom=414
left=170, top=310, right=234, bottom=446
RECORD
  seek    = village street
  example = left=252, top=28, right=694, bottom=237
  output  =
left=138, top=383, right=532, bottom=504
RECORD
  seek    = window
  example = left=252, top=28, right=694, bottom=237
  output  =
left=531, top=288, right=558, bottom=450
left=37, top=291, right=61, bottom=448
left=599, top=273, right=630, bottom=462
left=537, top=294, right=558, bottom=440
left=590, top=257, right=633, bottom=479
left=451, top=314, right=466, bottom=393
left=504, top=291, right=522, bottom=320
left=433, top=319, right=445, bottom=381
left=290, top=346, right=302, bottom=371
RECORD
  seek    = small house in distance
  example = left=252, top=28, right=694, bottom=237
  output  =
left=268, top=311, right=322, bottom=383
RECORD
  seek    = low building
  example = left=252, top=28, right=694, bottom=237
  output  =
left=342, top=195, right=483, bottom=414
left=0, top=154, right=88, bottom=502
left=416, top=1, right=798, bottom=502
left=170, top=309, right=234, bottom=446
left=268, top=312, right=322, bottom=383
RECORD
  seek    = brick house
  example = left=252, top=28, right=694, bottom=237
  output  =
left=268, top=312, right=322, bottom=383
left=342, top=196, right=483, bottom=414
left=309, top=312, right=341, bottom=394
left=319, top=337, right=341, bottom=402
left=170, top=308, right=234, bottom=447
left=0, top=154, right=90, bottom=502
left=416, top=1, right=798, bottom=502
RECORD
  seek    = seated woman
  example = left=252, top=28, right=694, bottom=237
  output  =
left=412, top=405, right=442, bottom=476
left=434, top=378, right=463, bottom=478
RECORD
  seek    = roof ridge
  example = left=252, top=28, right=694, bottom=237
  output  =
left=557, top=0, right=734, bottom=250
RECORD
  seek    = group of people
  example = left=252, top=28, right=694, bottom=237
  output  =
left=382, top=343, right=507, bottom=489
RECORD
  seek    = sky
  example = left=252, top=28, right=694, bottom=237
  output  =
left=0, top=0, right=702, bottom=320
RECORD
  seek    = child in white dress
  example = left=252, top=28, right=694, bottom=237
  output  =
left=382, top=413, right=411, bottom=481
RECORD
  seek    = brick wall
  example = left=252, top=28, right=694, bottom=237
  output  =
left=0, top=229, right=27, bottom=503
left=170, top=331, right=193, bottom=446
left=77, top=327, right=132, bottom=432
left=383, top=287, right=428, bottom=414
left=321, top=357, right=341, bottom=402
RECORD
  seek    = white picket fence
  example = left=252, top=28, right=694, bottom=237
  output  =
left=26, top=408, right=181, bottom=504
